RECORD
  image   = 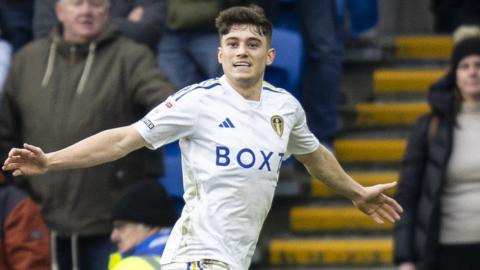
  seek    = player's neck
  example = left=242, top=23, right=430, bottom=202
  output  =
left=226, top=77, right=263, bottom=101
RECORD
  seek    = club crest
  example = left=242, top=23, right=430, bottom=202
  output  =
left=271, top=115, right=284, bottom=137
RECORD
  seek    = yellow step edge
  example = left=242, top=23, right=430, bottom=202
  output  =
left=374, top=69, right=446, bottom=92
left=395, top=35, right=453, bottom=59
left=335, top=139, right=406, bottom=163
left=270, top=238, right=392, bottom=265
left=356, top=102, right=430, bottom=126
left=290, top=207, right=393, bottom=232
left=311, top=171, right=399, bottom=197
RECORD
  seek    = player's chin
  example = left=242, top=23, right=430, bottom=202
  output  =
left=234, top=73, right=258, bottom=82
left=232, top=71, right=251, bottom=78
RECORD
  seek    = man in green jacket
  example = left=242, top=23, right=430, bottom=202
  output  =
left=0, top=0, right=175, bottom=269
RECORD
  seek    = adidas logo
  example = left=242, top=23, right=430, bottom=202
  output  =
left=218, top=117, right=235, bottom=128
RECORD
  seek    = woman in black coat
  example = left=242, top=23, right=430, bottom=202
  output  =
left=394, top=37, right=480, bottom=270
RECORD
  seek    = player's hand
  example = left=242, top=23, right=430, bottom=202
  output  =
left=352, top=181, right=403, bottom=224
left=2, top=143, right=48, bottom=176
left=398, top=262, right=416, bottom=270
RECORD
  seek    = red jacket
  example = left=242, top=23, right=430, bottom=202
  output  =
left=0, top=178, right=51, bottom=270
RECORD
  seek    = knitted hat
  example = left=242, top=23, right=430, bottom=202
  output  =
left=112, top=181, right=177, bottom=227
left=451, top=37, right=480, bottom=72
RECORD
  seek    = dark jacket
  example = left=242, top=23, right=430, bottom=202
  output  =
left=0, top=24, right=174, bottom=236
left=0, top=182, right=51, bottom=269
left=393, top=75, right=456, bottom=270
left=33, top=0, right=166, bottom=52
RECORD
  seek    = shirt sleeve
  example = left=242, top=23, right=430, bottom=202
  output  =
left=286, top=101, right=320, bottom=155
left=132, top=87, right=200, bottom=149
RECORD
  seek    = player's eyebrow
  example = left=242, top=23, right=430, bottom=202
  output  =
left=224, top=37, right=239, bottom=42
left=224, top=36, right=263, bottom=43
left=247, top=37, right=262, bottom=43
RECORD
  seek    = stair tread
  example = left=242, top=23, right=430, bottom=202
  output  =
left=395, top=35, right=452, bottom=59
left=335, top=139, right=406, bottom=163
left=290, top=206, right=394, bottom=231
left=270, top=237, right=392, bottom=266
left=374, top=69, right=445, bottom=92
left=356, top=102, right=429, bottom=126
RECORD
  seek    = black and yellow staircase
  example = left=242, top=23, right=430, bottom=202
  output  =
left=259, top=35, right=453, bottom=270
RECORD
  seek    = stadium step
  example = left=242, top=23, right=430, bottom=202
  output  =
left=311, top=171, right=399, bottom=198
left=355, top=102, right=429, bottom=126
left=290, top=206, right=393, bottom=232
left=335, top=139, right=406, bottom=163
left=395, top=35, right=452, bottom=59
left=373, top=69, right=445, bottom=93
left=269, top=238, right=392, bottom=266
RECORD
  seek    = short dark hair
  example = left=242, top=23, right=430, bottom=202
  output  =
left=215, top=5, right=272, bottom=45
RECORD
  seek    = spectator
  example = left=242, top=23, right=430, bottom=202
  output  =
left=0, top=180, right=50, bottom=270
left=157, top=0, right=252, bottom=89
left=34, top=0, right=167, bottom=53
left=0, top=0, right=174, bottom=269
left=297, top=0, right=343, bottom=149
left=294, top=0, right=378, bottom=150
left=108, top=180, right=176, bottom=270
left=394, top=37, right=480, bottom=270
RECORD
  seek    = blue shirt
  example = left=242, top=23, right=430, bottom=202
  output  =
left=122, top=228, right=171, bottom=258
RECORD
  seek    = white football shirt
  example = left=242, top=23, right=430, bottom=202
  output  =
left=133, top=75, right=319, bottom=269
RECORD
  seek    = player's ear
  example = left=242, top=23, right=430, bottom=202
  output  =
left=266, top=48, right=275, bottom=66
left=217, top=47, right=223, bottom=64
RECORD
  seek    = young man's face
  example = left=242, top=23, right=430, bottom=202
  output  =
left=110, top=221, right=154, bottom=253
left=56, top=0, right=110, bottom=43
left=218, top=24, right=275, bottom=88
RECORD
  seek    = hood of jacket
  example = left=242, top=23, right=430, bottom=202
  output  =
left=48, top=22, right=120, bottom=55
left=42, top=23, right=120, bottom=94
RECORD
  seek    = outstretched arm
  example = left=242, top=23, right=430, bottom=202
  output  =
left=295, top=144, right=403, bottom=224
left=2, top=126, right=145, bottom=176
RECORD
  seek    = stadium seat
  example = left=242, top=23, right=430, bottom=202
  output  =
left=159, top=142, right=184, bottom=213
left=265, top=27, right=304, bottom=100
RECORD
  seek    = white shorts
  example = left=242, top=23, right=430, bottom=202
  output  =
left=161, top=259, right=229, bottom=270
